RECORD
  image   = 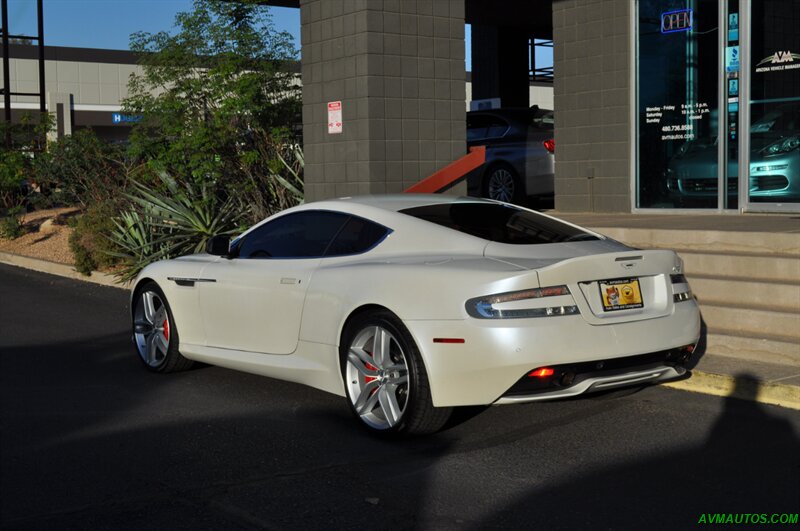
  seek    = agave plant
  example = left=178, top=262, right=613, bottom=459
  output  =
left=108, top=171, right=249, bottom=283
left=273, top=143, right=304, bottom=203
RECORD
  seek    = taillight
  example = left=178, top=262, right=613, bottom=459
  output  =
left=543, top=138, right=555, bottom=154
left=671, top=274, right=694, bottom=303
left=465, top=285, right=579, bottom=319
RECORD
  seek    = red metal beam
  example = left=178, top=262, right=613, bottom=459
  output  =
left=404, top=146, right=486, bottom=194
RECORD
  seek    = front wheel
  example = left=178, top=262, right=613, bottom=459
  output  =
left=132, top=281, right=193, bottom=373
left=341, top=311, right=451, bottom=435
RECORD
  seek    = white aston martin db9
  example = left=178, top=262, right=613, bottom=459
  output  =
left=131, top=195, right=701, bottom=435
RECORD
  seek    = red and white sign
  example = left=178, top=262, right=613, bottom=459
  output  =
left=327, top=101, right=342, bottom=134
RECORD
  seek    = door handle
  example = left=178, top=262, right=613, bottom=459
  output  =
left=280, top=277, right=300, bottom=285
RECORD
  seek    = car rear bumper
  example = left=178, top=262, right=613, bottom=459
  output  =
left=405, top=300, right=701, bottom=407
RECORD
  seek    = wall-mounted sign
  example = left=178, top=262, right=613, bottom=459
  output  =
left=327, top=101, right=342, bottom=134
left=728, top=78, right=739, bottom=96
left=728, top=13, right=739, bottom=42
left=755, top=50, right=800, bottom=73
left=725, top=46, right=740, bottom=72
left=112, top=113, right=142, bottom=124
left=661, top=9, right=693, bottom=34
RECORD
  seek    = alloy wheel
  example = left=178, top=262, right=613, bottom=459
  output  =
left=487, top=168, right=516, bottom=202
left=133, top=290, right=171, bottom=368
left=345, top=325, right=410, bottom=430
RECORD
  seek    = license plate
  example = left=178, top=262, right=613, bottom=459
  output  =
left=599, top=278, right=644, bottom=311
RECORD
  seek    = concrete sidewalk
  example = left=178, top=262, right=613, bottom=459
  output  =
left=2, top=221, right=799, bottom=410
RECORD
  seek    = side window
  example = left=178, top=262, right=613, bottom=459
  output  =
left=467, top=114, right=491, bottom=141
left=325, top=216, right=390, bottom=257
left=485, top=117, right=509, bottom=139
left=237, top=211, right=349, bottom=259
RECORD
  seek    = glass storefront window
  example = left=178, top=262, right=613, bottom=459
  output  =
left=637, top=0, right=721, bottom=208
left=747, top=0, right=800, bottom=206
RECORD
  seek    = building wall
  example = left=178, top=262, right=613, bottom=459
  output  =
left=553, top=0, right=632, bottom=212
left=7, top=58, right=142, bottom=108
left=300, top=0, right=467, bottom=201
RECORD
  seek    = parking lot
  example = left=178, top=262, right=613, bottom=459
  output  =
left=1, top=263, right=798, bottom=530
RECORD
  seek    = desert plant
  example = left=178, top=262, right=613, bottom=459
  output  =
left=106, top=210, right=170, bottom=283
left=0, top=152, right=27, bottom=210
left=69, top=203, right=122, bottom=275
left=0, top=206, right=26, bottom=239
left=108, top=171, right=248, bottom=282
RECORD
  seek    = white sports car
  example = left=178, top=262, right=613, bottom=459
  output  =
left=130, top=195, right=701, bottom=435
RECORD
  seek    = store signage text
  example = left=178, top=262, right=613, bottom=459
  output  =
left=756, top=51, right=800, bottom=73
left=112, top=113, right=142, bottom=124
left=661, top=9, right=692, bottom=34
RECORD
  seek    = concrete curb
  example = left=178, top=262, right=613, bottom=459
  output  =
left=2, top=251, right=798, bottom=410
left=664, top=371, right=800, bottom=411
left=0, top=251, right=127, bottom=290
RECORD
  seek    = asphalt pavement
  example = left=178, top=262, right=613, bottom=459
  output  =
left=1, top=263, right=798, bottom=530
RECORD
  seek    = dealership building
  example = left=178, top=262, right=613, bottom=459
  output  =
left=3, top=0, right=798, bottom=214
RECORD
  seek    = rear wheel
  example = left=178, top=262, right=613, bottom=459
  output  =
left=132, top=281, right=193, bottom=373
left=483, top=163, right=524, bottom=204
left=341, top=310, right=451, bottom=435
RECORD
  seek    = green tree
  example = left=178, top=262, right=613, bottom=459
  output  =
left=123, top=0, right=303, bottom=217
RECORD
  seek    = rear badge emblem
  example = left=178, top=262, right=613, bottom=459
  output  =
left=621, top=262, right=636, bottom=270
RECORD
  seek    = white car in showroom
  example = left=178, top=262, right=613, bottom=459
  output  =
left=131, top=195, right=700, bottom=435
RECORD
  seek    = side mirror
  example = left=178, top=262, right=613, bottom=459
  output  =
left=206, top=235, right=231, bottom=257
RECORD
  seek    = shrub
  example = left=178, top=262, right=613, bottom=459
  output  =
left=69, top=202, right=121, bottom=275
left=0, top=152, right=27, bottom=210
left=0, top=206, right=26, bottom=239
left=32, top=129, right=132, bottom=208
left=108, top=171, right=247, bottom=282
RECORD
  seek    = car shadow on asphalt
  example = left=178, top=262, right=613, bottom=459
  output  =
left=460, top=373, right=799, bottom=530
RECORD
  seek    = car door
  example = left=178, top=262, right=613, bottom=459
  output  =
left=197, top=210, right=350, bottom=355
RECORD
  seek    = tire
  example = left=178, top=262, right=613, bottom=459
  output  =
left=483, top=163, right=525, bottom=204
left=132, top=281, right=193, bottom=373
left=340, top=310, right=451, bottom=436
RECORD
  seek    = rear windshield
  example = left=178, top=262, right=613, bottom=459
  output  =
left=400, top=203, right=600, bottom=245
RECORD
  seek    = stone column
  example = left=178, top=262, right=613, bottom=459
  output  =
left=553, top=0, right=632, bottom=212
left=300, top=0, right=466, bottom=201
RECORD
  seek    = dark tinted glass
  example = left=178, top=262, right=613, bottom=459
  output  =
left=325, top=216, right=390, bottom=256
left=485, top=117, right=509, bottom=138
left=467, top=114, right=492, bottom=141
left=637, top=0, right=720, bottom=208
left=237, top=211, right=349, bottom=259
left=400, top=203, right=599, bottom=245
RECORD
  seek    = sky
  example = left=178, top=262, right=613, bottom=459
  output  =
left=1, top=0, right=540, bottom=72
left=4, top=0, right=302, bottom=52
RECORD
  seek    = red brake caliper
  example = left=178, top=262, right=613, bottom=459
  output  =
left=163, top=319, right=170, bottom=342
left=364, top=361, right=378, bottom=390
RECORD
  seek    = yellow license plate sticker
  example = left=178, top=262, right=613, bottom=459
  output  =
left=599, top=278, right=643, bottom=311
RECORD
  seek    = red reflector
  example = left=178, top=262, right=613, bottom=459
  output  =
left=433, top=338, right=465, bottom=344
left=686, top=344, right=695, bottom=353
left=528, top=367, right=555, bottom=378
left=543, top=138, right=555, bottom=154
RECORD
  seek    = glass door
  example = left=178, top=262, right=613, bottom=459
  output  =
left=636, top=0, right=722, bottom=209
left=744, top=0, right=800, bottom=211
